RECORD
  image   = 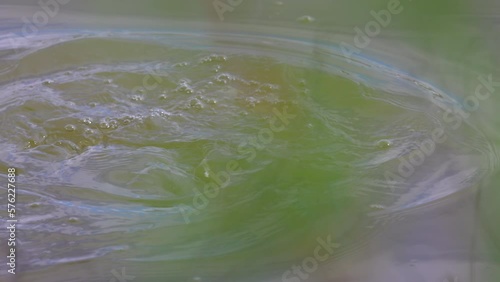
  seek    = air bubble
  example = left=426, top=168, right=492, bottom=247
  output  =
left=121, top=117, right=133, bottom=125
left=109, top=120, right=119, bottom=129
left=215, top=73, right=236, bottom=84
left=246, top=97, right=259, bottom=108
left=81, top=117, right=93, bottom=125
left=175, top=81, right=194, bottom=94
left=377, top=139, right=392, bottom=149
left=189, top=99, right=204, bottom=110
left=99, top=121, right=110, bottom=129
left=64, top=124, right=76, bottom=132
left=130, top=95, right=144, bottom=102
left=200, top=54, right=227, bottom=64
left=174, top=62, right=189, bottom=67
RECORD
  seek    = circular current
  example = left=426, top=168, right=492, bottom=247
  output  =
left=0, top=26, right=493, bottom=282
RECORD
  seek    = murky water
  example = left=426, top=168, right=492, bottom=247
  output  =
left=0, top=2, right=499, bottom=282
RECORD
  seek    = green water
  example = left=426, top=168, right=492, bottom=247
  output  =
left=0, top=28, right=492, bottom=281
left=0, top=2, right=499, bottom=281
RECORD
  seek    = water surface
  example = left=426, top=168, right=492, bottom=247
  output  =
left=0, top=5, right=497, bottom=282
